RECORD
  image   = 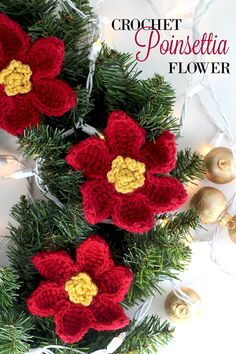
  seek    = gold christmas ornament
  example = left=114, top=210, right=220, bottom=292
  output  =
left=190, top=187, right=227, bottom=224
left=228, top=215, right=236, bottom=244
left=204, top=147, right=235, bottom=184
left=190, top=187, right=236, bottom=242
left=164, top=287, right=201, bottom=324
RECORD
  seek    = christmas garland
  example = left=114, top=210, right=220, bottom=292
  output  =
left=0, top=1, right=204, bottom=353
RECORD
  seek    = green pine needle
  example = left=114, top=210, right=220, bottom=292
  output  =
left=0, top=313, right=33, bottom=354
left=0, top=0, right=205, bottom=352
left=120, top=316, right=174, bottom=354
left=0, top=268, right=20, bottom=312
left=171, top=149, right=205, bottom=184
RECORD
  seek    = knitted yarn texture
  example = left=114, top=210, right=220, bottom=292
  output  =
left=27, top=235, right=133, bottom=343
left=66, top=110, right=187, bottom=233
left=0, top=13, right=76, bottom=136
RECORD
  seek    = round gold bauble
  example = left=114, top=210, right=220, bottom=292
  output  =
left=228, top=215, right=236, bottom=244
left=164, top=287, right=201, bottom=324
left=204, top=147, right=235, bottom=184
left=190, top=187, right=227, bottom=224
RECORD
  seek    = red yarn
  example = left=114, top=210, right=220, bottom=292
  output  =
left=66, top=110, right=188, bottom=233
left=27, top=235, right=133, bottom=343
left=0, top=13, right=76, bottom=136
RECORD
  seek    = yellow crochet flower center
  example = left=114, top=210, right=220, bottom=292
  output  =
left=0, top=60, right=32, bottom=96
left=65, top=272, right=98, bottom=306
left=107, top=156, right=146, bottom=194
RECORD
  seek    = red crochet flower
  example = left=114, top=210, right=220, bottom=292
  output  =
left=27, top=235, right=133, bottom=343
left=66, top=110, right=187, bottom=233
left=0, top=13, right=76, bottom=136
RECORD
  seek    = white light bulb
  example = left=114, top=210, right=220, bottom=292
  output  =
left=0, top=155, right=33, bottom=179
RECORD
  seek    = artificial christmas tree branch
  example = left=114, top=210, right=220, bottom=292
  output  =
left=0, top=0, right=205, bottom=352
left=119, top=316, right=174, bottom=354
left=0, top=313, right=33, bottom=354
left=124, top=211, right=196, bottom=305
left=170, top=149, right=205, bottom=184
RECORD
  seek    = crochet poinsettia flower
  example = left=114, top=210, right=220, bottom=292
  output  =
left=66, top=110, right=187, bottom=233
left=27, top=235, right=133, bottom=343
left=0, top=13, right=76, bottom=136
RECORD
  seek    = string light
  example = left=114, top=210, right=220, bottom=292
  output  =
left=62, top=0, right=88, bottom=19
left=25, top=297, right=153, bottom=354
left=96, top=0, right=105, bottom=7
left=1, top=1, right=234, bottom=353
left=86, top=36, right=103, bottom=95
left=163, top=0, right=234, bottom=155
left=179, top=81, right=204, bottom=137
left=143, top=0, right=236, bottom=336
left=25, top=335, right=127, bottom=354
left=208, top=192, right=236, bottom=275
left=61, top=3, right=111, bottom=138
left=0, top=155, right=27, bottom=179
left=0, top=156, right=63, bottom=207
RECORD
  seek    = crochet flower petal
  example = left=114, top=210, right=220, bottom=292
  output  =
left=0, top=93, right=40, bottom=136
left=76, top=235, right=114, bottom=277
left=81, top=178, right=114, bottom=224
left=31, top=79, right=76, bottom=116
left=66, top=137, right=111, bottom=177
left=112, top=194, right=154, bottom=233
left=28, top=37, right=64, bottom=81
left=55, top=303, right=91, bottom=343
left=91, top=300, right=129, bottom=331
left=0, top=86, right=9, bottom=122
left=141, top=131, right=176, bottom=174
left=32, top=250, right=77, bottom=283
left=97, top=266, right=133, bottom=302
left=147, top=175, right=187, bottom=213
left=104, top=110, right=146, bottom=157
left=27, top=281, right=67, bottom=317
left=0, top=13, right=31, bottom=69
left=0, top=42, right=7, bottom=71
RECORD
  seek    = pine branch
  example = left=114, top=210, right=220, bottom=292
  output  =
left=18, top=125, right=86, bottom=202
left=38, top=155, right=85, bottom=203
left=0, top=313, right=32, bottom=354
left=0, top=1, right=205, bottom=352
left=170, top=149, right=205, bottom=184
left=27, top=5, right=93, bottom=84
left=135, top=75, right=179, bottom=139
left=0, top=0, right=93, bottom=92
left=0, top=0, right=58, bottom=29
left=119, top=316, right=174, bottom=354
left=124, top=224, right=192, bottom=306
left=94, top=48, right=143, bottom=114
left=8, top=197, right=93, bottom=298
left=157, top=209, right=201, bottom=237
left=18, top=125, right=70, bottom=159
left=0, top=268, right=20, bottom=312
left=93, top=50, right=178, bottom=139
